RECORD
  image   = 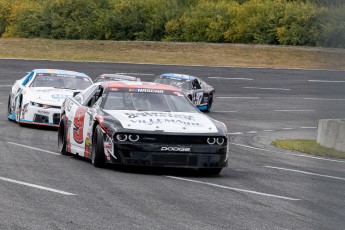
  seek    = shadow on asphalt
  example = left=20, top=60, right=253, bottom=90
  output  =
left=17, top=123, right=58, bottom=132
left=106, top=164, right=223, bottom=178
left=71, top=155, right=223, bottom=178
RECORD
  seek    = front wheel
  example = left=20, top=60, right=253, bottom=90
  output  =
left=58, top=115, right=69, bottom=155
left=91, top=125, right=106, bottom=168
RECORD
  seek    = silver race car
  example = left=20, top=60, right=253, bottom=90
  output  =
left=153, top=73, right=215, bottom=112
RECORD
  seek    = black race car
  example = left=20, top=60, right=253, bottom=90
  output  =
left=153, top=73, right=215, bottom=112
left=58, top=81, right=228, bottom=174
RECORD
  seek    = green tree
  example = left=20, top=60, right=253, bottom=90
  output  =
left=277, top=1, right=323, bottom=46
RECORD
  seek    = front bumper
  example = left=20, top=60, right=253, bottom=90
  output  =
left=107, top=142, right=228, bottom=168
left=20, top=104, right=61, bottom=127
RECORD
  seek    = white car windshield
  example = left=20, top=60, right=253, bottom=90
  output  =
left=103, top=90, right=198, bottom=112
left=30, top=74, right=92, bottom=90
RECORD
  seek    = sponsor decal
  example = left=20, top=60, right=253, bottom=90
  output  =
left=161, top=147, right=191, bottom=152
left=123, top=112, right=203, bottom=127
left=21, top=103, right=29, bottom=119
left=66, top=118, right=72, bottom=152
left=84, top=132, right=90, bottom=158
left=130, top=118, right=202, bottom=127
left=125, top=112, right=195, bottom=120
left=52, top=94, right=69, bottom=99
left=103, top=135, right=113, bottom=160
left=37, top=110, right=50, bottom=115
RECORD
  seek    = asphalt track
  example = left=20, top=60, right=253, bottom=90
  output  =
left=0, top=59, right=345, bottom=230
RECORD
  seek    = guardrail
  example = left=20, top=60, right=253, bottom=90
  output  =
left=317, top=119, right=345, bottom=152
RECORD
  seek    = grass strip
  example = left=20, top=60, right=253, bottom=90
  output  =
left=1, top=38, right=345, bottom=70
left=272, top=139, right=345, bottom=159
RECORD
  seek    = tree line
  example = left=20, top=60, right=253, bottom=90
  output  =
left=0, top=0, right=344, bottom=48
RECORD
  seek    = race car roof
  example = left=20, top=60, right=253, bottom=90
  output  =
left=160, top=73, right=196, bottom=81
left=105, top=81, right=181, bottom=91
left=98, top=74, right=138, bottom=81
left=33, top=69, right=89, bottom=78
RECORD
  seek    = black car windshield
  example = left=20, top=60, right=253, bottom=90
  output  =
left=30, top=74, right=92, bottom=90
left=103, top=91, right=198, bottom=113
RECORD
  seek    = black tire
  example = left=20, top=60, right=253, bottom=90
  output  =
left=205, top=94, right=213, bottom=113
left=58, top=115, right=69, bottom=155
left=198, top=168, right=222, bottom=175
left=92, top=125, right=106, bottom=168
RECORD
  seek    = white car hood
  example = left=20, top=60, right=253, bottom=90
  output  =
left=28, top=87, right=77, bottom=104
left=103, top=110, right=218, bottom=133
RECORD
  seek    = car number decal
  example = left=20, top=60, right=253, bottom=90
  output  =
left=73, top=107, right=87, bottom=144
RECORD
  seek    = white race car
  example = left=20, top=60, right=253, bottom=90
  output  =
left=8, top=69, right=93, bottom=127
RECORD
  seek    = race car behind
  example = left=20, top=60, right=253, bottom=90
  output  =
left=8, top=69, right=93, bottom=127
left=153, top=73, right=215, bottom=112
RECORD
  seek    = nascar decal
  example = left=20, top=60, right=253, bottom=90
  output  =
left=103, top=110, right=218, bottom=133
left=129, top=88, right=164, bottom=94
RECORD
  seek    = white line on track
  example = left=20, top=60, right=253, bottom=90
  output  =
left=208, top=77, right=253, bottom=81
left=275, top=110, right=315, bottom=112
left=246, top=131, right=257, bottom=134
left=227, top=127, right=317, bottom=135
left=0, top=85, right=12, bottom=87
left=0, top=176, right=76, bottom=195
left=7, top=142, right=60, bottom=156
left=217, top=97, right=259, bottom=99
left=166, top=176, right=300, bottom=201
left=308, top=80, right=345, bottom=83
left=304, top=98, right=345, bottom=101
left=243, top=87, right=291, bottom=91
left=229, top=142, right=345, bottom=163
left=229, top=143, right=272, bottom=152
left=264, top=166, right=345, bottom=181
